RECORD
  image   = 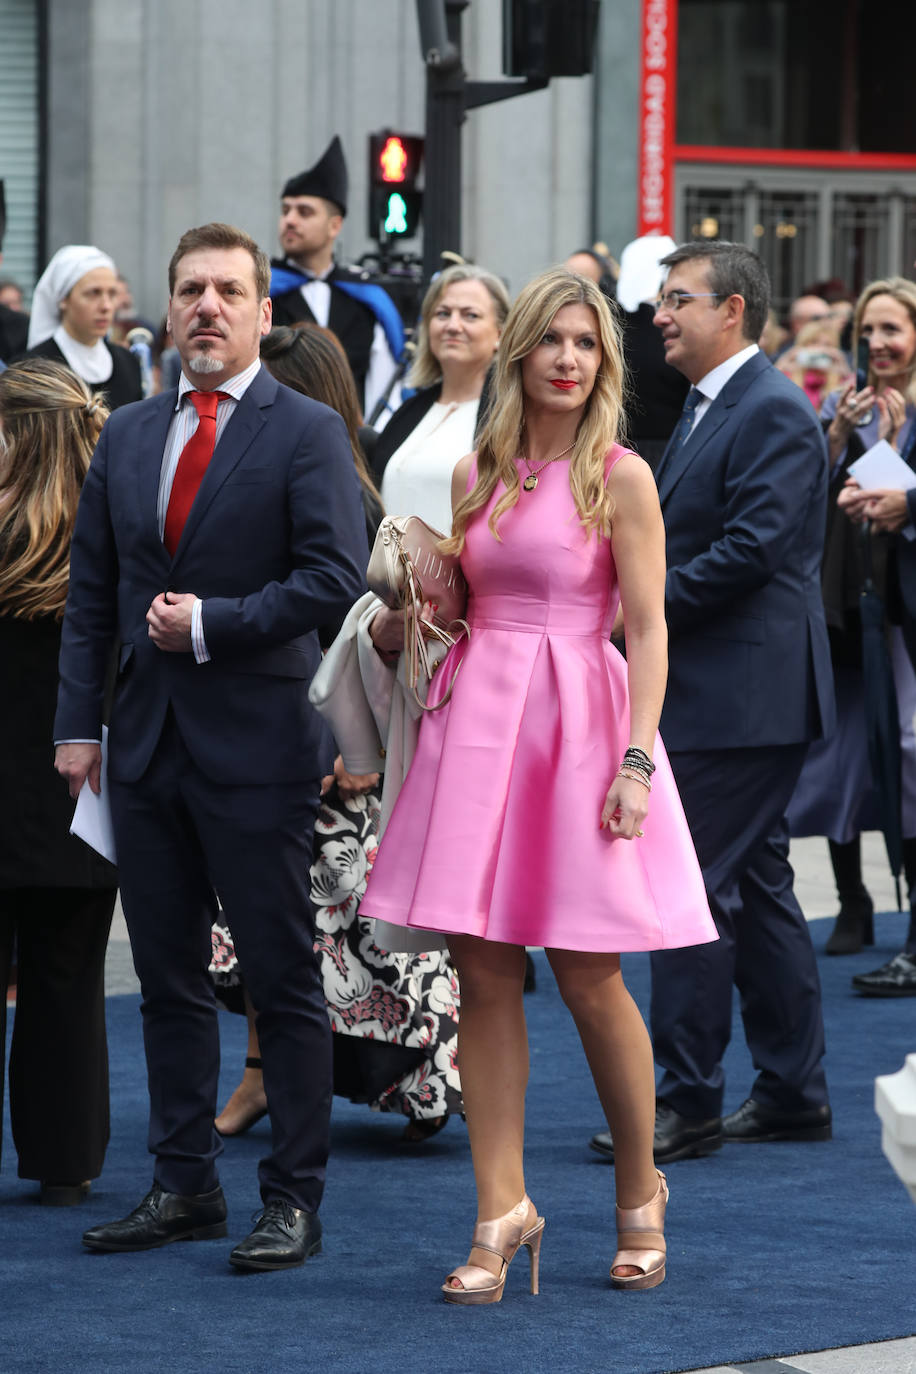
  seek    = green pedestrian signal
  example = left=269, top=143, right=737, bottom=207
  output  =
left=384, top=193, right=409, bottom=235
left=368, top=130, right=424, bottom=240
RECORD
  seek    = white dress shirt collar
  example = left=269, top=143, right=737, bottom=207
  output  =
left=175, top=356, right=262, bottom=410
left=689, top=343, right=760, bottom=430
left=695, top=343, right=759, bottom=402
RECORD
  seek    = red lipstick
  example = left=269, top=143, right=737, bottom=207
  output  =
left=550, top=379, right=576, bottom=390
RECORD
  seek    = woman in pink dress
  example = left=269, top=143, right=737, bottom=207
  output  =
left=362, top=268, right=716, bottom=1304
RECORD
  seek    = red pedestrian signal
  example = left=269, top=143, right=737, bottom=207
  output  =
left=379, top=136, right=409, bottom=184
left=368, top=130, right=424, bottom=240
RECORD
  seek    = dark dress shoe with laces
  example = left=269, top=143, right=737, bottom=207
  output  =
left=852, top=951, right=916, bottom=997
left=228, top=1200, right=322, bottom=1271
left=82, top=1183, right=228, bottom=1251
left=589, top=1101, right=723, bottom=1164
left=722, top=1098, right=832, bottom=1143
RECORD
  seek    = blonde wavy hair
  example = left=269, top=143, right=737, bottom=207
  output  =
left=853, top=277, right=916, bottom=406
left=407, top=264, right=510, bottom=390
left=0, top=359, right=108, bottom=619
left=443, top=267, right=627, bottom=553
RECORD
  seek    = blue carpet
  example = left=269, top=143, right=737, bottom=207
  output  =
left=3, top=916, right=915, bottom=1374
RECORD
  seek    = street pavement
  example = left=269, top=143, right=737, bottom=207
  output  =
left=101, top=834, right=915, bottom=1373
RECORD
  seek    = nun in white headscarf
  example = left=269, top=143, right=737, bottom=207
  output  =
left=26, top=245, right=142, bottom=409
left=614, top=233, right=689, bottom=471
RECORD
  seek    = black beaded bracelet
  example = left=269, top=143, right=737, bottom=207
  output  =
left=622, top=746, right=656, bottom=777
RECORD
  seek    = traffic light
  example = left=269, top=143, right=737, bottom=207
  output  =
left=503, top=0, right=600, bottom=78
left=368, top=130, right=424, bottom=240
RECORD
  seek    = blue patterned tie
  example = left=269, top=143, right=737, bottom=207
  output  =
left=670, top=386, right=703, bottom=455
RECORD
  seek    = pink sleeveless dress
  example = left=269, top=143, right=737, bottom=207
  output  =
left=361, top=447, right=716, bottom=953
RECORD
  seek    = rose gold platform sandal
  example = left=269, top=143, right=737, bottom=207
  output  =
left=610, top=1169, right=668, bottom=1291
left=442, top=1195, right=545, bottom=1305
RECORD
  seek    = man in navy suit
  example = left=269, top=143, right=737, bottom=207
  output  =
left=54, top=222, right=368, bottom=1268
left=591, top=241, right=835, bottom=1164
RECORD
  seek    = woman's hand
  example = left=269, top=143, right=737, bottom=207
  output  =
left=876, top=387, right=907, bottom=448
left=862, top=488, right=910, bottom=534
left=320, top=754, right=379, bottom=800
left=838, top=477, right=911, bottom=533
left=829, top=383, right=874, bottom=444
left=827, top=383, right=873, bottom=466
left=837, top=477, right=869, bottom=525
left=600, top=775, right=649, bottom=840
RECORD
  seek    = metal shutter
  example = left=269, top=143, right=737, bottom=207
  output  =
left=0, top=0, right=40, bottom=298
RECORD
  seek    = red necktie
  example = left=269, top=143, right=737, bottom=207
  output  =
left=163, top=390, right=227, bottom=555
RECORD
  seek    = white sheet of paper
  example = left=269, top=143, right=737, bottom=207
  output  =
left=848, top=440, right=916, bottom=541
left=848, top=439, right=916, bottom=492
left=69, top=725, right=117, bottom=865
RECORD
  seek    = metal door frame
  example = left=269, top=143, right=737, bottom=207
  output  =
left=674, top=163, right=916, bottom=282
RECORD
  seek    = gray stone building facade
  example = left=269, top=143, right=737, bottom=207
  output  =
left=20, top=0, right=633, bottom=320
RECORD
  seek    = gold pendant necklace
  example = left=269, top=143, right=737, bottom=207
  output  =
left=522, top=441, right=575, bottom=491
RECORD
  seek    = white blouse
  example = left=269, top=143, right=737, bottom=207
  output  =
left=380, top=398, right=479, bottom=534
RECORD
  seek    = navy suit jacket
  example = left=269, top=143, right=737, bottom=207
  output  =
left=55, top=366, right=368, bottom=785
left=655, top=350, right=835, bottom=752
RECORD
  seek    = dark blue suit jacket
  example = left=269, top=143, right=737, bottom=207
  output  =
left=55, top=366, right=368, bottom=785
left=656, top=350, right=835, bottom=752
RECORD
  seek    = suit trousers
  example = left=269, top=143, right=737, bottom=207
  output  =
left=650, top=744, right=829, bottom=1119
left=110, top=713, right=330, bottom=1212
left=0, top=887, right=114, bottom=1181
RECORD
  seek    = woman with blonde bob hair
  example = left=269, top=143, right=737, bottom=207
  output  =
left=370, top=263, right=509, bottom=534
left=0, top=358, right=118, bottom=1205
left=363, top=268, right=715, bottom=1302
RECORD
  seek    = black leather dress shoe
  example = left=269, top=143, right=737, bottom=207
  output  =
left=228, top=1200, right=322, bottom=1272
left=82, top=1183, right=227, bottom=1252
left=722, top=1098, right=832, bottom=1143
left=589, top=1101, right=723, bottom=1164
left=852, top=950, right=916, bottom=997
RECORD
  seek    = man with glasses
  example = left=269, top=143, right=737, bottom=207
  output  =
left=590, top=241, right=835, bottom=1164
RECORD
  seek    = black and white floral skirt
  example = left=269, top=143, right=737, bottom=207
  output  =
left=210, top=778, right=462, bottom=1124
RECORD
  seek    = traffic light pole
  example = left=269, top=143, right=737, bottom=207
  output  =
left=419, top=0, right=547, bottom=285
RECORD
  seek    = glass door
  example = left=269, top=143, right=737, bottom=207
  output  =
left=674, top=165, right=916, bottom=318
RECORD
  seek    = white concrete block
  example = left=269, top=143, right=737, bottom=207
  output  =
left=875, top=1053, right=916, bottom=1204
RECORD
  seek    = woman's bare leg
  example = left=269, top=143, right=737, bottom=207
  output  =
left=446, top=934, right=530, bottom=1282
left=214, top=988, right=267, bottom=1133
left=546, top=948, right=658, bottom=1275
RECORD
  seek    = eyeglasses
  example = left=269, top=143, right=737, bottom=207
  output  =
left=654, top=291, right=725, bottom=313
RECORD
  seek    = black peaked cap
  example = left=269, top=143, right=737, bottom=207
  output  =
left=281, top=136, right=348, bottom=216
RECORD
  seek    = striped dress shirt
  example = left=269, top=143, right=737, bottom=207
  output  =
left=159, top=358, right=262, bottom=662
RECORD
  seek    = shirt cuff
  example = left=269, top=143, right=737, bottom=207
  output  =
left=191, top=598, right=211, bottom=663
left=54, top=739, right=103, bottom=746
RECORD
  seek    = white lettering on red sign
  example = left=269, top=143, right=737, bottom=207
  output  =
left=638, top=0, right=673, bottom=232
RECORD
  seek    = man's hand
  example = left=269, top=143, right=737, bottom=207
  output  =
left=55, top=742, right=102, bottom=800
left=147, top=591, right=195, bottom=651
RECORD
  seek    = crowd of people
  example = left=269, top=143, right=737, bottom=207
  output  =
left=2, top=134, right=915, bottom=1298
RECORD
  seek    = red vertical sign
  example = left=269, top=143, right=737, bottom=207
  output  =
left=637, top=0, right=678, bottom=236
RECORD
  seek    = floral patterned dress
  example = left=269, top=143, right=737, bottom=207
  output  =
left=211, top=776, right=462, bottom=1124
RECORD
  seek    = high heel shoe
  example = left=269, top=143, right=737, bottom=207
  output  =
left=610, top=1169, right=668, bottom=1291
left=442, top=1195, right=545, bottom=1305
left=214, top=1057, right=268, bottom=1137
